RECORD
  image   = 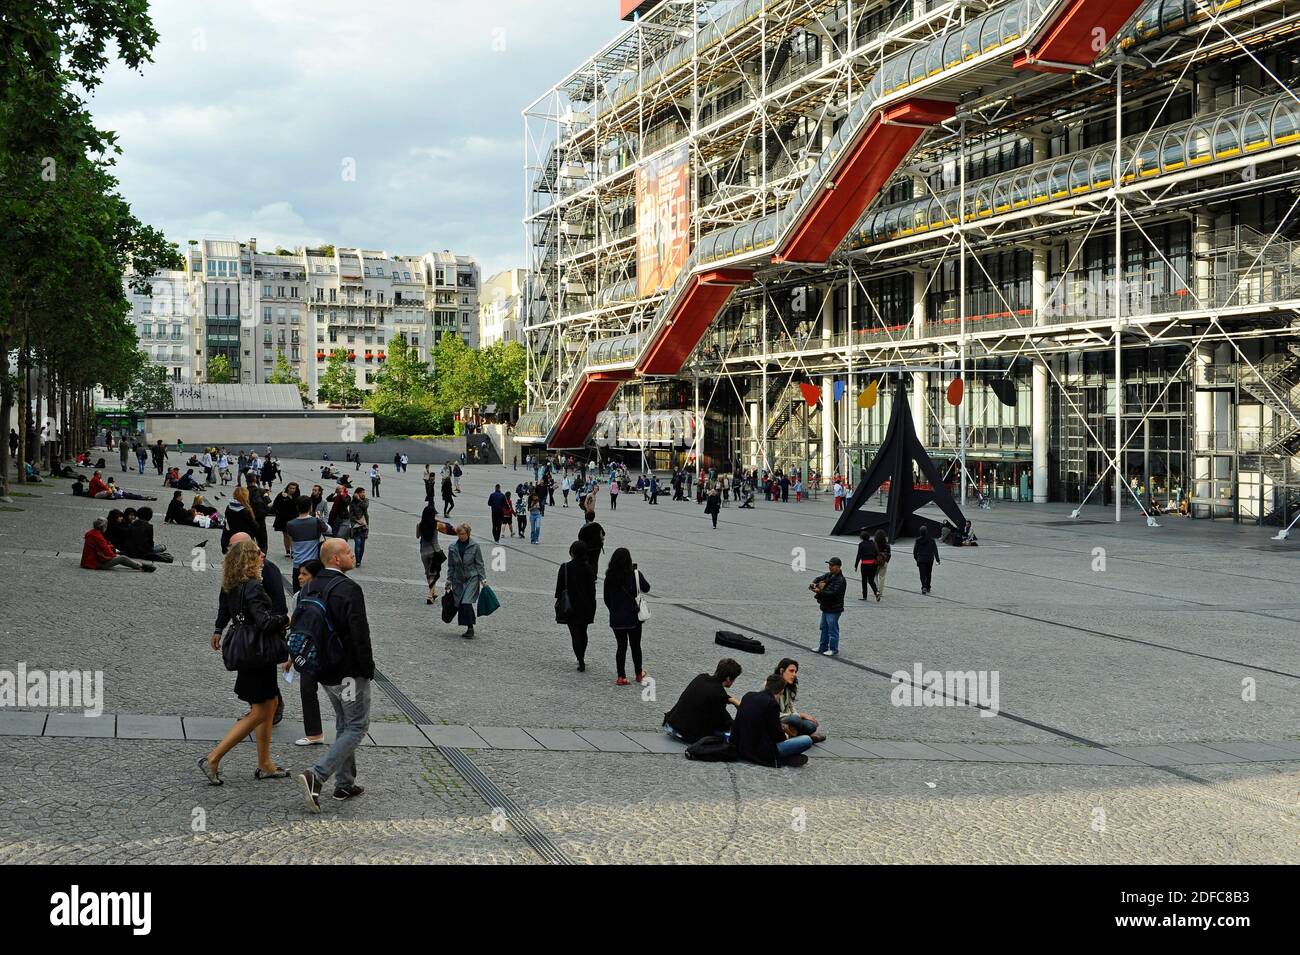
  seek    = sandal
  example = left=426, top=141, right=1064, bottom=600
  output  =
left=198, top=756, right=223, bottom=786
left=254, top=765, right=289, bottom=779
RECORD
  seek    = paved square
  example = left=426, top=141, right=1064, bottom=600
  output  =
left=0, top=458, right=1295, bottom=863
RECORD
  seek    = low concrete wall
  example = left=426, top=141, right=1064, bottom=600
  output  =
left=275, top=436, right=466, bottom=465
left=145, top=411, right=375, bottom=447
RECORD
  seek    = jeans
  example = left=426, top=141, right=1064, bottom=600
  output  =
left=781, top=714, right=818, bottom=736
left=352, top=534, right=366, bottom=564
left=300, top=672, right=322, bottom=738
left=529, top=512, right=541, bottom=543
left=776, top=735, right=814, bottom=759
left=313, top=676, right=371, bottom=789
left=817, top=611, right=841, bottom=653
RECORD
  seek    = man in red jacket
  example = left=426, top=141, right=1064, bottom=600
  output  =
left=81, top=518, right=153, bottom=572
left=86, top=471, right=113, bottom=499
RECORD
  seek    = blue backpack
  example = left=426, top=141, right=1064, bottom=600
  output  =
left=288, top=577, right=346, bottom=675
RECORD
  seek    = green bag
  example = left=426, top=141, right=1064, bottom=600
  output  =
left=476, top=583, right=500, bottom=617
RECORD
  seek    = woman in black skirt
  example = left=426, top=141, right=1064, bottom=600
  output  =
left=199, top=540, right=290, bottom=785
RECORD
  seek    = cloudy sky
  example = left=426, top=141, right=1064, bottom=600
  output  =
left=89, top=0, right=625, bottom=278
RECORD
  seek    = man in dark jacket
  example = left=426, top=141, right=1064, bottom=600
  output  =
left=913, top=525, right=941, bottom=595
left=663, top=658, right=742, bottom=743
left=811, top=557, right=846, bottom=656
left=298, top=537, right=374, bottom=812
left=731, top=674, right=814, bottom=767
left=487, top=484, right=507, bottom=542
left=577, top=510, right=604, bottom=578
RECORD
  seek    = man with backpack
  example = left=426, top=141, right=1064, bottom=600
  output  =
left=297, top=538, right=374, bottom=812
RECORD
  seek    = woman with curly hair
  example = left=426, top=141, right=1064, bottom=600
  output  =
left=199, top=540, right=290, bottom=785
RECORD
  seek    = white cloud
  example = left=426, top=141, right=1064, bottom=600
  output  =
left=88, top=0, right=625, bottom=275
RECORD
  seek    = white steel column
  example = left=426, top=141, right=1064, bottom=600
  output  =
left=821, top=288, right=834, bottom=479
left=1030, top=134, right=1050, bottom=503
left=1113, top=59, right=1124, bottom=522
left=958, top=116, right=967, bottom=507
left=911, top=267, right=927, bottom=441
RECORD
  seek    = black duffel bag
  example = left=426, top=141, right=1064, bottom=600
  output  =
left=684, top=735, right=738, bottom=762
left=715, top=630, right=765, bottom=654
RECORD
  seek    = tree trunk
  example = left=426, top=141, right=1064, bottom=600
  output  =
left=0, top=328, right=11, bottom=488
left=16, top=336, right=28, bottom=481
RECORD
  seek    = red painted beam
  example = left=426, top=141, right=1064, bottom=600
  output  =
left=776, top=99, right=954, bottom=264
left=550, top=372, right=631, bottom=448
left=638, top=270, right=752, bottom=376
left=1014, top=0, right=1147, bottom=70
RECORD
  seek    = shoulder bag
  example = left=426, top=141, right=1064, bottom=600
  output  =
left=555, top=564, right=572, bottom=624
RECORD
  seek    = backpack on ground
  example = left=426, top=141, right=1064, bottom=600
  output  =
left=715, top=630, right=765, bottom=654
left=684, top=735, right=737, bottom=762
left=287, top=577, right=346, bottom=676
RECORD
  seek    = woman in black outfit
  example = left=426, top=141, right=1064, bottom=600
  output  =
left=854, top=528, right=880, bottom=601
left=602, top=547, right=650, bottom=686
left=199, top=540, right=289, bottom=785
left=441, top=474, right=456, bottom=517
left=221, top=486, right=261, bottom=554
left=556, top=540, right=597, bottom=671
left=272, top=482, right=302, bottom=558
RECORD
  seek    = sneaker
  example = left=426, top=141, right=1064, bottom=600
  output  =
left=636, top=670, right=647, bottom=682
left=822, top=649, right=837, bottom=657
left=576, top=661, right=586, bottom=672
left=461, top=627, right=475, bottom=639
left=782, top=753, right=809, bottom=767
left=294, top=736, right=326, bottom=746
left=615, top=677, right=630, bottom=686
left=333, top=784, right=365, bottom=801
left=876, top=593, right=881, bottom=602
left=811, top=732, right=828, bottom=743
left=298, top=769, right=322, bottom=813
left=141, top=564, right=156, bottom=573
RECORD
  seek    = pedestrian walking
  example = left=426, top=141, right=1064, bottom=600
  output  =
left=369, top=465, right=381, bottom=498
left=873, top=529, right=891, bottom=598
left=119, top=440, right=129, bottom=472
left=487, top=484, right=507, bottom=542
left=453, top=462, right=463, bottom=493
left=296, top=538, right=374, bottom=811
left=704, top=486, right=721, bottom=529
left=292, top=560, right=327, bottom=747
left=561, top=474, right=571, bottom=506
left=272, top=482, right=302, bottom=559
left=441, top=474, right=455, bottom=517
left=854, top=529, right=879, bottom=601
left=349, top=488, right=370, bottom=566
left=528, top=493, right=543, bottom=544
left=578, top=510, right=604, bottom=577
left=913, top=525, right=940, bottom=595
left=198, top=540, right=289, bottom=786
left=446, top=523, right=486, bottom=639
left=418, top=501, right=451, bottom=604
left=609, top=479, right=619, bottom=511
left=603, top=547, right=650, bottom=686
left=809, top=557, right=846, bottom=656
left=556, top=540, right=597, bottom=672
left=286, top=498, right=329, bottom=593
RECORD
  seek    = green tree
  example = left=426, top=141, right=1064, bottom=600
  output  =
left=365, top=336, right=443, bottom=434
left=481, top=340, right=527, bottom=415
left=206, top=354, right=235, bottom=384
left=433, top=332, right=488, bottom=415
left=316, top=348, right=364, bottom=407
left=127, top=358, right=172, bottom=412
left=266, top=350, right=309, bottom=404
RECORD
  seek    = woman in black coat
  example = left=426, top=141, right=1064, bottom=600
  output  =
left=704, top=487, right=721, bottom=529
left=854, top=529, right=880, bottom=601
left=602, top=547, right=650, bottom=686
left=272, top=482, right=301, bottom=558
left=556, top=540, right=597, bottom=671
left=221, top=485, right=261, bottom=554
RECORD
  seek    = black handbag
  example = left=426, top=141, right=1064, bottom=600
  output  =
left=440, top=588, right=458, bottom=623
left=555, top=564, right=572, bottom=624
left=220, top=585, right=288, bottom=671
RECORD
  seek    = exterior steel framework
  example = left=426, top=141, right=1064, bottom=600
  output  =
left=523, top=0, right=1300, bottom=527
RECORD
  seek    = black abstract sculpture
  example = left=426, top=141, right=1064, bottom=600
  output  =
left=831, top=377, right=967, bottom=541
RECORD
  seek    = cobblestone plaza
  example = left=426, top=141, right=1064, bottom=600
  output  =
left=0, top=459, right=1295, bottom=864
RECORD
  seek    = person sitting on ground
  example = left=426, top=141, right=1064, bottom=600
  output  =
left=105, top=509, right=130, bottom=551
left=663, top=658, right=743, bottom=743
left=165, top=490, right=192, bottom=525
left=103, top=476, right=156, bottom=501
left=192, top=495, right=223, bottom=527
left=124, top=506, right=172, bottom=562
left=81, top=517, right=153, bottom=572
left=773, top=658, right=822, bottom=740
left=86, top=470, right=113, bottom=499
left=730, top=673, right=819, bottom=768
left=175, top=468, right=203, bottom=491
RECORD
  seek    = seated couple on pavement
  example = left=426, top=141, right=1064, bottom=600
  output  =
left=663, top=657, right=825, bottom=767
